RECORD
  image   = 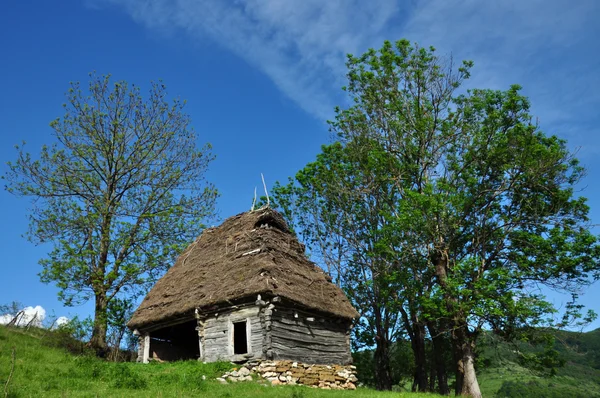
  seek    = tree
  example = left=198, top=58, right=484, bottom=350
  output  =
left=4, top=74, right=218, bottom=356
left=273, top=141, right=405, bottom=390
left=276, top=40, right=600, bottom=397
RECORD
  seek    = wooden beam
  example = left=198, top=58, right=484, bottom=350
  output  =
left=142, top=334, right=150, bottom=364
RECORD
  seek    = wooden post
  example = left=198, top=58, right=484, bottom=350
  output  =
left=246, top=317, right=252, bottom=355
left=195, top=309, right=204, bottom=361
left=142, top=333, right=150, bottom=364
left=262, top=302, right=275, bottom=359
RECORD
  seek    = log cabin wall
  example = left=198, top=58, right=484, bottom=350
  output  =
left=201, top=305, right=264, bottom=362
left=269, top=307, right=352, bottom=364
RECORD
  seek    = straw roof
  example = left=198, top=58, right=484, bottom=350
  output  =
left=128, top=208, right=359, bottom=330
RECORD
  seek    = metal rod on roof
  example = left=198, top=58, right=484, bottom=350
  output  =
left=261, top=173, right=270, bottom=207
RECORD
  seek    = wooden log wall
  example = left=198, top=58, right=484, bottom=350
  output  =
left=269, top=307, right=352, bottom=364
left=201, top=305, right=264, bottom=362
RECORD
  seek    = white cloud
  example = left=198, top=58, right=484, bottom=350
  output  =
left=54, top=316, right=70, bottom=328
left=0, top=305, right=46, bottom=327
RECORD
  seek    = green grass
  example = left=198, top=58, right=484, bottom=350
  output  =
left=474, top=350, right=600, bottom=398
left=3, top=325, right=599, bottom=397
left=0, top=326, right=440, bottom=397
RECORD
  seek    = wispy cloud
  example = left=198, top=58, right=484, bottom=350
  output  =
left=400, top=0, right=600, bottom=153
left=94, top=0, right=402, bottom=120
left=94, top=0, right=599, bottom=151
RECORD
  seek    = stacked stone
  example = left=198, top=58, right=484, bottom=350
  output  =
left=218, top=360, right=358, bottom=390
left=217, top=365, right=253, bottom=383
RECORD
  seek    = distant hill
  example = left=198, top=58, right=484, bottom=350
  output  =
left=352, top=328, right=600, bottom=397
left=476, top=328, right=600, bottom=397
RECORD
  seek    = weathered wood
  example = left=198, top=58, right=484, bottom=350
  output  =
left=271, top=337, right=349, bottom=353
left=142, top=334, right=150, bottom=363
left=141, top=316, right=196, bottom=333
left=271, top=321, right=349, bottom=339
left=273, top=315, right=347, bottom=331
left=201, top=305, right=264, bottom=362
left=148, top=297, right=352, bottom=364
left=268, top=307, right=352, bottom=364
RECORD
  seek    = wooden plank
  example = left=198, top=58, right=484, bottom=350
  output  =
left=203, top=331, right=228, bottom=340
left=272, top=336, right=346, bottom=352
left=271, top=338, right=349, bottom=353
left=272, top=314, right=348, bottom=331
left=271, top=321, right=348, bottom=339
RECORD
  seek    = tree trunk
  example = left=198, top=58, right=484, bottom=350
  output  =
left=460, top=342, right=482, bottom=398
left=374, top=334, right=393, bottom=390
left=428, top=322, right=450, bottom=395
left=453, top=338, right=464, bottom=396
left=453, top=327, right=482, bottom=398
left=411, top=322, right=428, bottom=392
left=89, top=291, right=108, bottom=357
left=432, top=251, right=461, bottom=395
left=429, top=356, right=436, bottom=392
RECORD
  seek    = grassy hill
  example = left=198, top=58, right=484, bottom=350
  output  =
left=0, top=325, right=437, bottom=398
left=1, top=325, right=599, bottom=397
left=475, top=328, right=600, bottom=397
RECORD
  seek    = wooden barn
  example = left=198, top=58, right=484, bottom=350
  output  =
left=127, top=209, right=359, bottom=365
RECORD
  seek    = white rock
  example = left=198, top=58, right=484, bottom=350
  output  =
left=239, top=367, right=250, bottom=376
left=230, top=370, right=240, bottom=377
left=216, top=378, right=227, bottom=384
left=242, top=375, right=253, bottom=382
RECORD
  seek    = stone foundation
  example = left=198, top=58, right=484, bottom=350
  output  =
left=218, top=360, right=358, bottom=390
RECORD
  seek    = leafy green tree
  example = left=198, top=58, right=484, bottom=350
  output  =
left=4, top=74, right=218, bottom=356
left=106, top=297, right=136, bottom=361
left=276, top=40, right=600, bottom=397
left=272, top=141, right=405, bottom=391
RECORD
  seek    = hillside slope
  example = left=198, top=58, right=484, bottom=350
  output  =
left=2, top=325, right=599, bottom=397
left=476, top=329, right=600, bottom=397
left=0, top=325, right=436, bottom=398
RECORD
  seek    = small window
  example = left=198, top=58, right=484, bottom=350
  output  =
left=233, top=320, right=248, bottom=354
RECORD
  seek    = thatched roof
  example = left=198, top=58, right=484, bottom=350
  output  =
left=128, top=208, right=359, bottom=330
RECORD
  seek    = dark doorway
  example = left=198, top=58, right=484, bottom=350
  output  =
left=233, top=320, right=248, bottom=354
left=150, top=320, right=198, bottom=361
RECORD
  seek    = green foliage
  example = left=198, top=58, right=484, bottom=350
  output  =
left=42, top=315, right=93, bottom=355
left=3, top=73, right=218, bottom=352
left=275, top=38, right=600, bottom=395
left=353, top=340, right=416, bottom=389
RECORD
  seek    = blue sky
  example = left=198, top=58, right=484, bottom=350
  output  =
left=1, top=0, right=599, bottom=329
